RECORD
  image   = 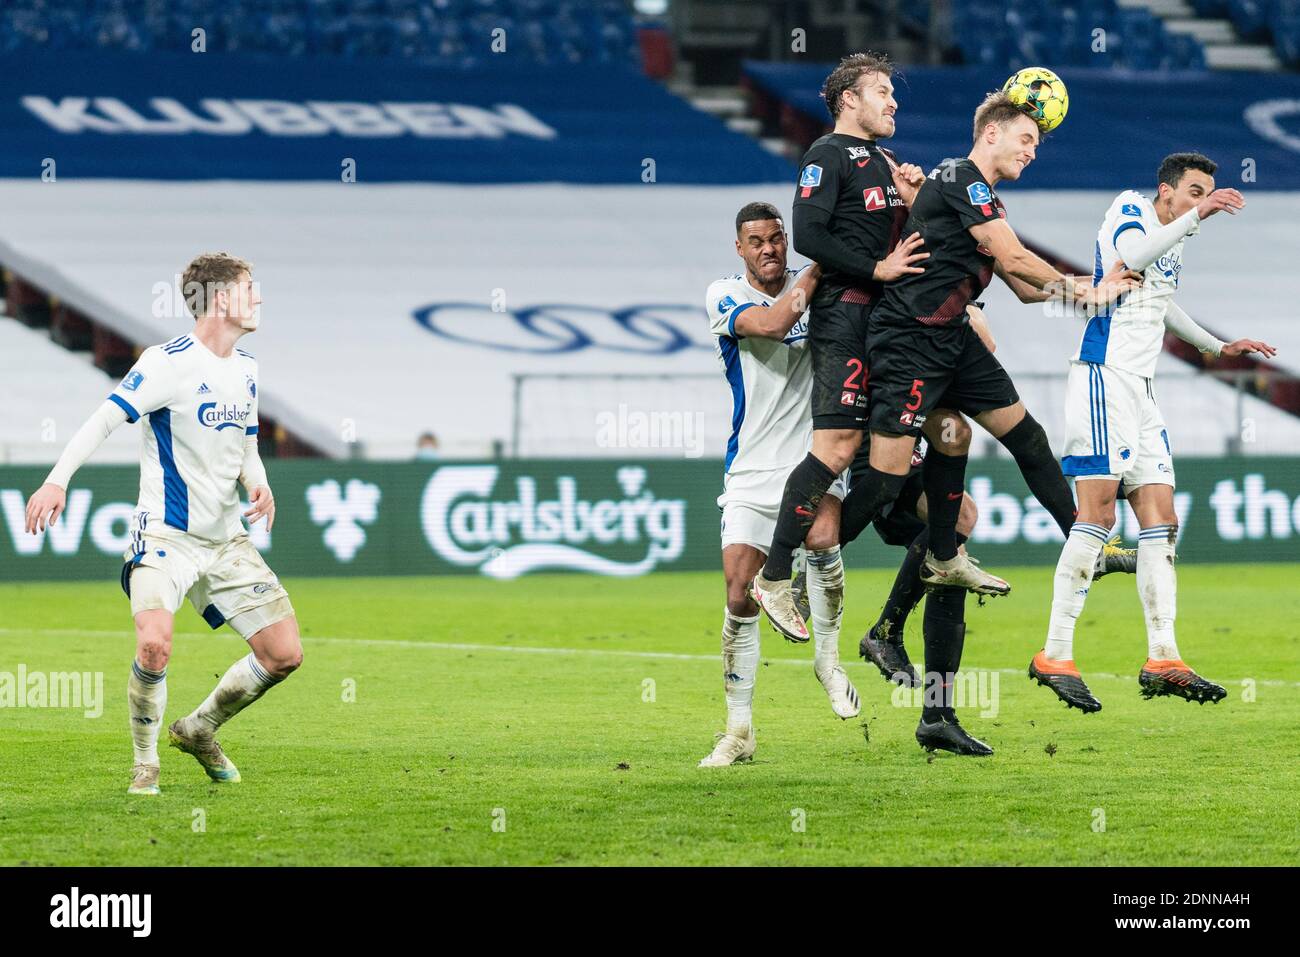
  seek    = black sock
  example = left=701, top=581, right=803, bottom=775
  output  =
left=838, top=466, right=909, bottom=547
left=874, top=529, right=969, bottom=641
left=998, top=412, right=1077, bottom=536
left=921, top=447, right=968, bottom=561
left=921, top=585, right=967, bottom=723
left=760, top=453, right=837, bottom=580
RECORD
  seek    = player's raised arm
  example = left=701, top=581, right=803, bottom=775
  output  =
left=1163, top=302, right=1278, bottom=358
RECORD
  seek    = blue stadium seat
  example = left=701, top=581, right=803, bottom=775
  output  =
left=1227, top=0, right=1274, bottom=42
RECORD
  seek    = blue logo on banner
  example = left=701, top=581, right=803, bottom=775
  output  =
left=966, top=182, right=992, bottom=205
left=799, top=165, right=822, bottom=187
left=121, top=371, right=144, bottom=392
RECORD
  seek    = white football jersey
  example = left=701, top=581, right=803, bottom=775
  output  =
left=706, top=269, right=813, bottom=475
left=1074, top=189, right=1194, bottom=378
left=109, top=333, right=259, bottom=544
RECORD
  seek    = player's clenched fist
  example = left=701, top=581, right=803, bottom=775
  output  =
left=25, top=482, right=66, bottom=534
left=243, top=485, right=276, bottom=532
left=873, top=231, right=928, bottom=282
left=890, top=162, right=926, bottom=206
left=1196, top=188, right=1244, bottom=219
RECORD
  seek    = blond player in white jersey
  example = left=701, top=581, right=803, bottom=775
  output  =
left=25, top=253, right=303, bottom=795
left=698, top=202, right=860, bottom=768
left=1029, top=154, right=1277, bottom=712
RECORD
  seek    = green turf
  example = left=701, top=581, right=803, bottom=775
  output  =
left=1, top=564, right=1297, bottom=866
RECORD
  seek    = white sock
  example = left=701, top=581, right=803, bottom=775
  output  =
left=806, top=546, right=844, bottom=674
left=721, top=609, right=760, bottom=733
left=187, top=652, right=279, bottom=733
left=1138, top=524, right=1180, bottom=660
left=128, top=659, right=167, bottom=765
left=1044, top=523, right=1108, bottom=660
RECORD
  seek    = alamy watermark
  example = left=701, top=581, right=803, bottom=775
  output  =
left=0, top=666, right=104, bottom=718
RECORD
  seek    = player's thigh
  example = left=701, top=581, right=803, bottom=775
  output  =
left=189, top=535, right=295, bottom=642
left=865, top=323, right=959, bottom=451
left=1125, top=482, right=1177, bottom=527
left=941, top=329, right=1024, bottom=437
left=1061, top=362, right=1141, bottom=485
left=247, top=615, right=303, bottom=677
left=810, top=300, right=871, bottom=434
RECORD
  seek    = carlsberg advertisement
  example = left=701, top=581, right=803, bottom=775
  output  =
left=1, top=458, right=1298, bottom=581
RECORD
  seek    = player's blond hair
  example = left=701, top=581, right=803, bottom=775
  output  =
left=182, top=252, right=253, bottom=318
left=972, top=92, right=1034, bottom=143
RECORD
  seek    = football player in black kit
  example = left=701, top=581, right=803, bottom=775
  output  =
left=852, top=92, right=1139, bottom=752
left=751, top=52, right=954, bottom=641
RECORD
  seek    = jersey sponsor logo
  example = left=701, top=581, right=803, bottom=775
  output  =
left=419, top=464, right=686, bottom=578
left=966, top=182, right=992, bottom=206
left=121, top=371, right=145, bottom=392
left=717, top=295, right=737, bottom=315
left=413, top=302, right=708, bottom=355
left=846, top=146, right=869, bottom=159
left=197, top=401, right=251, bottom=431
left=1121, top=203, right=1142, bottom=217
left=899, top=411, right=927, bottom=427
left=863, top=186, right=886, bottom=211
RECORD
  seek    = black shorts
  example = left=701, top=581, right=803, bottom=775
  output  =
left=866, top=320, right=1019, bottom=437
left=810, top=297, right=872, bottom=430
left=848, top=437, right=926, bottom=547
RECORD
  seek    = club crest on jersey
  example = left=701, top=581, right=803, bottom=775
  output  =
left=1121, top=203, right=1142, bottom=217
left=966, top=182, right=992, bottom=206
left=246, top=375, right=257, bottom=398
left=121, top=371, right=145, bottom=392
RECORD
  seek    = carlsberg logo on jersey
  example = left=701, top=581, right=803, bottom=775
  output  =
left=197, top=402, right=251, bottom=431
left=419, top=465, right=686, bottom=578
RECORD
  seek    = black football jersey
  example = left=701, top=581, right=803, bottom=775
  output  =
left=873, top=157, right=1007, bottom=328
left=792, top=133, right=909, bottom=308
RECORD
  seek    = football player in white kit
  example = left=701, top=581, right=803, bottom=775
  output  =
left=25, top=253, right=303, bottom=794
left=1029, top=154, right=1277, bottom=711
left=699, top=202, right=860, bottom=767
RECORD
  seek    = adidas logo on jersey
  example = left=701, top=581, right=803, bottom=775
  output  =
left=196, top=383, right=212, bottom=395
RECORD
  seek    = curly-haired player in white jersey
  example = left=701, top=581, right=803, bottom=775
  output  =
left=1028, top=154, right=1277, bottom=711
left=25, top=253, right=302, bottom=795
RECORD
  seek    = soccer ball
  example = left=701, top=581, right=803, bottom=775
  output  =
left=1002, top=67, right=1069, bottom=133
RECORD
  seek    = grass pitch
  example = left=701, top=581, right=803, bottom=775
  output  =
left=1, top=564, right=1297, bottom=866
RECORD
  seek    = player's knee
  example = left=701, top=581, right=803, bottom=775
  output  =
left=804, top=521, right=838, bottom=551
left=257, top=644, right=303, bottom=679
left=817, top=431, right=861, bottom=473
left=725, top=577, right=758, bottom=617
left=928, top=412, right=971, bottom=456
left=134, top=628, right=171, bottom=671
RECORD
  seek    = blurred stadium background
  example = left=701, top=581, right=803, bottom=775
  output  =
left=2, top=0, right=1299, bottom=582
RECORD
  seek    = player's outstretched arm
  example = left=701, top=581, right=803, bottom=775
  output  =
left=24, top=399, right=129, bottom=533
left=729, top=263, right=821, bottom=340
left=1163, top=302, right=1226, bottom=356
left=239, top=432, right=275, bottom=531
left=974, top=219, right=1139, bottom=309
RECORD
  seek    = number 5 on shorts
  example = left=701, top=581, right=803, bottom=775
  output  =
left=905, top=378, right=925, bottom=411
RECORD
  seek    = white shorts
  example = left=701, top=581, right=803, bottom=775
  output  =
left=121, top=513, right=294, bottom=640
left=718, top=466, right=851, bottom=553
left=1061, top=361, right=1175, bottom=490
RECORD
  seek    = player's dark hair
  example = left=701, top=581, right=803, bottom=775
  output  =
left=735, top=201, right=783, bottom=233
left=972, top=92, right=1035, bottom=143
left=822, top=52, right=894, bottom=118
left=1157, top=152, right=1217, bottom=189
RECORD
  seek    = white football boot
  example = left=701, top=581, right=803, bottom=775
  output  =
left=128, top=763, right=161, bottom=796
left=698, top=727, right=756, bottom=767
left=920, top=551, right=1010, bottom=596
left=751, top=572, right=810, bottom=642
left=168, top=718, right=241, bottom=783
left=816, top=664, right=861, bottom=719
